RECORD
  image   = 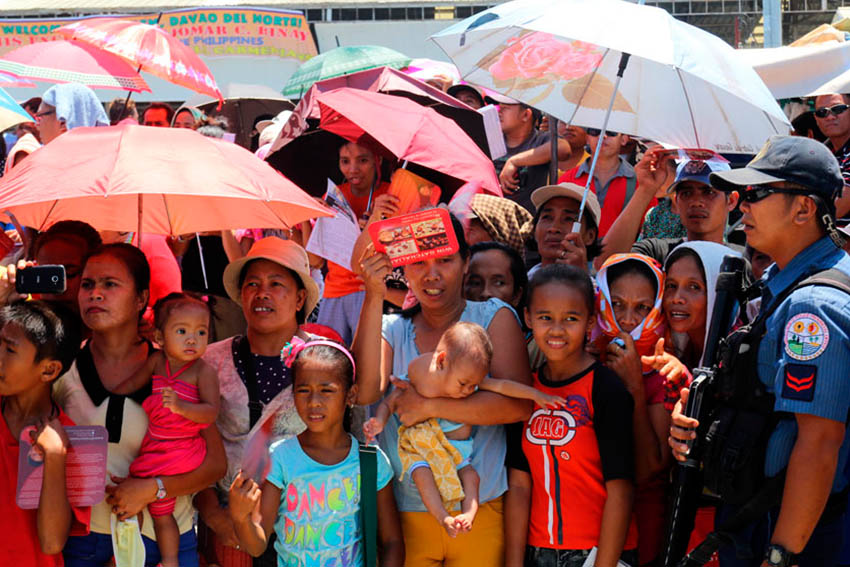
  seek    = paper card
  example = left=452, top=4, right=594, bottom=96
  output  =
left=387, top=169, right=441, bottom=216
left=368, top=208, right=458, bottom=267
left=17, top=425, right=108, bottom=509
left=306, top=212, right=361, bottom=271
left=478, top=104, right=507, bottom=160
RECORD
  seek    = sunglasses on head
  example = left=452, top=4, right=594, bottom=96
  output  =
left=585, top=128, right=619, bottom=137
left=740, top=184, right=811, bottom=203
left=814, top=104, right=850, bottom=118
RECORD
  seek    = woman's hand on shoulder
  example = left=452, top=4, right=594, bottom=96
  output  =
left=640, top=338, right=687, bottom=382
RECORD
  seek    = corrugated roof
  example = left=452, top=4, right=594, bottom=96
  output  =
left=0, top=0, right=493, bottom=15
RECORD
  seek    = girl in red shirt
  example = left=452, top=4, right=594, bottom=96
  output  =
left=507, top=264, right=638, bottom=567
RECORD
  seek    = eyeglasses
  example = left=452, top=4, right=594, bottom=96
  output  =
left=814, top=104, right=850, bottom=118
left=585, top=128, right=619, bottom=137
left=740, top=184, right=810, bottom=203
left=34, top=109, right=55, bottom=122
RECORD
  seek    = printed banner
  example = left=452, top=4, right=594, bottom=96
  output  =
left=0, top=7, right=316, bottom=62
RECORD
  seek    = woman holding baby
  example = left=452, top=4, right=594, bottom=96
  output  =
left=353, top=212, right=532, bottom=567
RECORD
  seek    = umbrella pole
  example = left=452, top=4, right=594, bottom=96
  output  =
left=548, top=114, right=558, bottom=184
left=118, top=13, right=163, bottom=122
left=118, top=90, right=134, bottom=122
left=195, top=232, right=209, bottom=290
left=573, top=52, right=632, bottom=235
left=137, top=193, right=143, bottom=248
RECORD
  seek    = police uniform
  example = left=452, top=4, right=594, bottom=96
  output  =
left=708, top=136, right=850, bottom=567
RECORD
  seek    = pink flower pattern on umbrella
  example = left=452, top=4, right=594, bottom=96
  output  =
left=488, top=32, right=604, bottom=82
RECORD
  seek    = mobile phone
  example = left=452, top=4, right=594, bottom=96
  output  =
left=16, top=265, right=67, bottom=294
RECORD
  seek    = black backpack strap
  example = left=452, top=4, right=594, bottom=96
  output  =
left=750, top=267, right=850, bottom=337
left=797, top=267, right=850, bottom=296
left=235, top=335, right=263, bottom=428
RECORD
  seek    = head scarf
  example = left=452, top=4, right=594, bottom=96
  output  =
left=592, top=253, right=666, bottom=370
left=41, top=83, right=108, bottom=130
left=468, top=194, right=533, bottom=257
left=171, top=105, right=205, bottom=128
left=665, top=241, right=742, bottom=366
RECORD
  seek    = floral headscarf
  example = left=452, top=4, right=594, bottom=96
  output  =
left=591, top=253, right=666, bottom=370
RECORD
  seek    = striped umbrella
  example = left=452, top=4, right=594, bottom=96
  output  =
left=283, top=45, right=410, bottom=98
left=0, top=71, right=35, bottom=89
left=0, top=40, right=150, bottom=92
left=57, top=18, right=221, bottom=102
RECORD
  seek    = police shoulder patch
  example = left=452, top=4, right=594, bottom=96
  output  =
left=782, top=363, right=817, bottom=402
left=783, top=313, right=829, bottom=361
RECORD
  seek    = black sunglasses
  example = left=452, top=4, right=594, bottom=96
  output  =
left=740, top=184, right=810, bottom=203
left=585, top=128, right=619, bottom=137
left=814, top=104, right=850, bottom=118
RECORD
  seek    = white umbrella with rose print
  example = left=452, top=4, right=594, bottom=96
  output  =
left=432, top=0, right=790, bottom=226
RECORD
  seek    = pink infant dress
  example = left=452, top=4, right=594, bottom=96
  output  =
left=129, top=359, right=209, bottom=516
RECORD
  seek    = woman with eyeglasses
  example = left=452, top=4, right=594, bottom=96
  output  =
left=813, top=93, right=850, bottom=218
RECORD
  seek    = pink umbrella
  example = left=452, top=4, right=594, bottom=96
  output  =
left=273, top=66, right=490, bottom=158
left=57, top=18, right=222, bottom=102
left=0, top=124, right=331, bottom=235
left=267, top=87, right=500, bottom=198
left=0, top=40, right=150, bottom=92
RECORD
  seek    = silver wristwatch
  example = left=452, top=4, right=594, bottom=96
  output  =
left=154, top=477, right=167, bottom=500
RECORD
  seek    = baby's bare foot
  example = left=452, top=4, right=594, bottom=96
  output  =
left=441, top=515, right=460, bottom=538
left=453, top=511, right=476, bottom=532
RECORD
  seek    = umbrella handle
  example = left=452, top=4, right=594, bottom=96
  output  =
left=576, top=52, right=632, bottom=233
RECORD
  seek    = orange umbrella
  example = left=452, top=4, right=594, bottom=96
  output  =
left=57, top=17, right=222, bottom=103
left=0, top=124, right=331, bottom=235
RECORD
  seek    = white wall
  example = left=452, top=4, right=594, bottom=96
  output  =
left=313, top=20, right=457, bottom=62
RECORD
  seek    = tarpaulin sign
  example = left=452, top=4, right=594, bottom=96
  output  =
left=0, top=8, right=316, bottom=62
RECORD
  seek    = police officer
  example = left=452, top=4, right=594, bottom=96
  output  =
left=669, top=136, right=850, bottom=567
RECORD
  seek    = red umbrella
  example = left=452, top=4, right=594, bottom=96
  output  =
left=268, top=88, right=500, bottom=198
left=0, top=124, right=330, bottom=235
left=0, top=40, right=150, bottom=92
left=57, top=18, right=222, bottom=103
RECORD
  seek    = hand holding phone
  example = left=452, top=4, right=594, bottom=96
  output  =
left=15, top=265, right=67, bottom=295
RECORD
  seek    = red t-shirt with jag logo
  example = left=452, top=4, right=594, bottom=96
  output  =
left=518, top=362, right=638, bottom=551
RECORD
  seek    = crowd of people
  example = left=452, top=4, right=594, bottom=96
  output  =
left=3, top=77, right=850, bottom=567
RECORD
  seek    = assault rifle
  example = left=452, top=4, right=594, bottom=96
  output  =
left=661, top=255, right=747, bottom=567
